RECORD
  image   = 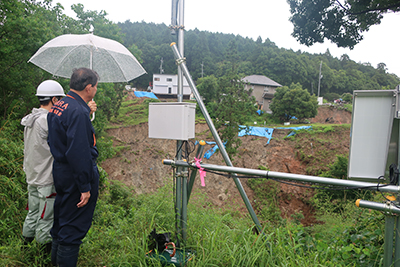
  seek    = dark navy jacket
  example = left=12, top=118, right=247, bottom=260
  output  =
left=47, top=91, right=98, bottom=193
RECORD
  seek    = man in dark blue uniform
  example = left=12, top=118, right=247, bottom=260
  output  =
left=47, top=68, right=99, bottom=267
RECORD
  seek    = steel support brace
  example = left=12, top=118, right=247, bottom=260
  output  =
left=170, top=42, right=264, bottom=235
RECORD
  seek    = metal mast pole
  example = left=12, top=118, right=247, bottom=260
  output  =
left=177, top=0, right=184, bottom=104
left=177, top=0, right=187, bottom=244
left=171, top=0, right=187, bottom=245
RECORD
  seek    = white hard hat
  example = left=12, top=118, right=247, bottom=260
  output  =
left=36, top=80, right=66, bottom=98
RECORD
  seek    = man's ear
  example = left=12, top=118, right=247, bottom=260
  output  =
left=84, top=84, right=92, bottom=92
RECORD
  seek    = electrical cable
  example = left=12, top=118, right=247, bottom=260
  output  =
left=389, top=164, right=399, bottom=185
left=175, top=140, right=196, bottom=161
left=171, top=140, right=197, bottom=247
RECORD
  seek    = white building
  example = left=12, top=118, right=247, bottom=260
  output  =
left=152, top=74, right=191, bottom=98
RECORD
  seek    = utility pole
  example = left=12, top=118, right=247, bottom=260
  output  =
left=159, top=57, right=164, bottom=74
left=201, top=61, right=204, bottom=78
left=317, top=61, right=322, bottom=97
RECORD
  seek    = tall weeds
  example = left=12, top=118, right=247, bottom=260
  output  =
left=0, top=110, right=26, bottom=242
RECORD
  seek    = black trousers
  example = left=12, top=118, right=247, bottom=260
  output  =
left=51, top=162, right=99, bottom=246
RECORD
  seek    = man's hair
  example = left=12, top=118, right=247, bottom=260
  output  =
left=69, top=68, right=99, bottom=91
left=38, top=97, right=51, bottom=106
left=37, top=96, right=63, bottom=106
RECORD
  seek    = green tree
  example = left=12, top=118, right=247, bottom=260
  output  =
left=324, top=92, right=341, bottom=102
left=214, top=74, right=257, bottom=156
left=270, top=83, right=318, bottom=122
left=213, top=40, right=257, bottom=156
left=287, top=0, right=400, bottom=48
left=71, top=3, right=123, bottom=42
left=341, top=92, right=353, bottom=103
left=116, top=20, right=399, bottom=94
left=0, top=0, right=69, bottom=121
left=196, top=75, right=218, bottom=105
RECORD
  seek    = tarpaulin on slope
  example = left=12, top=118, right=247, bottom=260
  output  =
left=204, top=142, right=219, bottom=159
left=276, top=126, right=312, bottom=130
left=238, top=126, right=274, bottom=144
left=203, top=126, right=274, bottom=159
left=276, top=125, right=312, bottom=137
left=194, top=141, right=226, bottom=159
left=134, top=91, right=158, bottom=99
left=197, top=125, right=311, bottom=159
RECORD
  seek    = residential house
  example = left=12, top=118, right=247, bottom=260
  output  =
left=152, top=74, right=191, bottom=99
left=242, top=75, right=282, bottom=113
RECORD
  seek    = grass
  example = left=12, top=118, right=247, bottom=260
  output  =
left=1, top=173, right=386, bottom=266
left=108, top=98, right=160, bottom=128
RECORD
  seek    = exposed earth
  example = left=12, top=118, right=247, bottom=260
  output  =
left=101, top=102, right=352, bottom=226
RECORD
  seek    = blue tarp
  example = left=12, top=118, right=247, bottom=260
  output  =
left=276, top=126, right=312, bottom=130
left=194, top=141, right=226, bottom=159
left=134, top=91, right=158, bottom=99
left=276, top=125, right=312, bottom=137
left=238, top=126, right=274, bottom=144
left=195, top=125, right=312, bottom=159
left=204, top=142, right=219, bottom=159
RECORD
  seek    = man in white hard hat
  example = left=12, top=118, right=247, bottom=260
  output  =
left=21, top=80, right=66, bottom=254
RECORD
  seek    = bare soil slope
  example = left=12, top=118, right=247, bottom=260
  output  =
left=101, top=105, right=352, bottom=225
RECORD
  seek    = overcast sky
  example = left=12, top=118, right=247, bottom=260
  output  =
left=54, top=0, right=400, bottom=78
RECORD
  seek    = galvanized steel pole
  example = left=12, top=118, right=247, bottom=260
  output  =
left=163, top=159, right=400, bottom=194
left=357, top=199, right=400, bottom=214
left=176, top=0, right=186, bottom=244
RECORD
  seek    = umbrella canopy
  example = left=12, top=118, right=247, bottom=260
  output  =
left=29, top=34, right=146, bottom=83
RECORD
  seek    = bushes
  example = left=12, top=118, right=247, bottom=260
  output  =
left=248, top=178, right=282, bottom=224
left=0, top=114, right=26, bottom=242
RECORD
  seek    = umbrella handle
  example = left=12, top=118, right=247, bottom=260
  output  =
left=89, top=99, right=95, bottom=121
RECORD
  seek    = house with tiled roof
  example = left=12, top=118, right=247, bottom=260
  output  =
left=242, top=75, right=282, bottom=113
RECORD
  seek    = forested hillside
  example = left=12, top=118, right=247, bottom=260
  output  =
left=1, top=2, right=397, bottom=265
left=119, top=21, right=400, bottom=96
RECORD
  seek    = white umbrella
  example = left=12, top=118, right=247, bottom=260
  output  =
left=29, top=33, right=146, bottom=83
left=29, top=33, right=147, bottom=120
